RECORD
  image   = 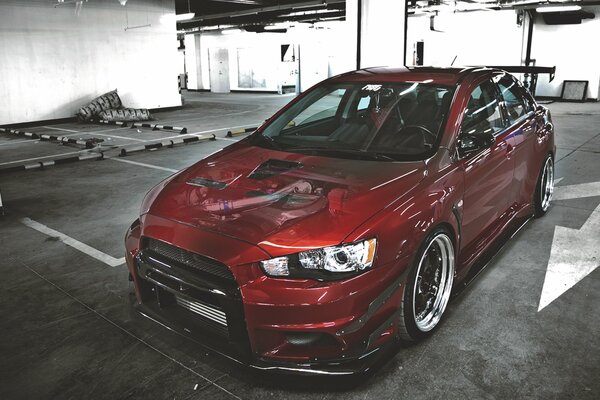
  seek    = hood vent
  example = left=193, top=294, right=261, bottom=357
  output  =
left=248, top=159, right=303, bottom=180
left=187, top=177, right=227, bottom=190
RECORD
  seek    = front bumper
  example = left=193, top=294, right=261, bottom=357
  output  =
left=134, top=300, right=399, bottom=376
left=125, top=215, right=408, bottom=375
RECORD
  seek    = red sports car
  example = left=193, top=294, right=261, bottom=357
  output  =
left=125, top=67, right=555, bottom=375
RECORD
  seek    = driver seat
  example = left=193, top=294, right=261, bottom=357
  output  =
left=327, top=117, right=371, bottom=146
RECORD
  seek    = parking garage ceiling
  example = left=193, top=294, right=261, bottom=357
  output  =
left=175, top=0, right=346, bottom=31
left=175, top=0, right=599, bottom=31
left=408, top=0, right=600, bottom=13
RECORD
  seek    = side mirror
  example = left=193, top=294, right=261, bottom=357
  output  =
left=458, top=132, right=495, bottom=156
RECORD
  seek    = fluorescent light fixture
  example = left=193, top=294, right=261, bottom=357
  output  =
left=175, top=12, right=195, bottom=21
left=536, top=5, right=582, bottom=13
left=221, top=28, right=242, bottom=35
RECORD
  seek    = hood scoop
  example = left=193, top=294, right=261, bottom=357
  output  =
left=187, top=177, right=228, bottom=190
left=248, top=159, right=303, bottom=180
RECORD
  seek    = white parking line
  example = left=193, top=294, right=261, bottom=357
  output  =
left=0, top=123, right=252, bottom=167
left=90, top=132, right=147, bottom=142
left=0, top=150, right=89, bottom=166
left=111, top=158, right=179, bottom=173
left=157, top=122, right=262, bottom=141
left=41, top=126, right=79, bottom=133
left=0, top=127, right=129, bottom=147
left=21, top=218, right=126, bottom=267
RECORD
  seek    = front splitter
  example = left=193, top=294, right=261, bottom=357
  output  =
left=134, top=302, right=399, bottom=377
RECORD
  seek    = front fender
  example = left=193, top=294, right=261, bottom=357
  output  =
left=344, top=150, right=464, bottom=275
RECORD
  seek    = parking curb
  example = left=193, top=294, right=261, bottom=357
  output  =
left=226, top=127, right=257, bottom=137
left=0, top=127, right=103, bottom=149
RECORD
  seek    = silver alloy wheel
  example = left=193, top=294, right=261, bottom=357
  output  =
left=540, top=157, right=554, bottom=212
left=412, top=234, right=455, bottom=332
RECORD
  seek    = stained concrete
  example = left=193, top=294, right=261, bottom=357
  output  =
left=0, top=93, right=598, bottom=399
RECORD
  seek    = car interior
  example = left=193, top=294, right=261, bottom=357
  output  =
left=266, top=83, right=454, bottom=156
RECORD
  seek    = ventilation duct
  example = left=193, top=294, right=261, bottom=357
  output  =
left=541, top=10, right=595, bottom=25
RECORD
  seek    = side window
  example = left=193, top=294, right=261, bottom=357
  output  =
left=356, top=95, right=370, bottom=111
left=498, top=76, right=528, bottom=123
left=520, top=84, right=536, bottom=113
left=461, top=81, right=506, bottom=137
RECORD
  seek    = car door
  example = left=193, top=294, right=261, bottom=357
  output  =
left=457, top=79, right=514, bottom=255
left=495, top=74, right=538, bottom=209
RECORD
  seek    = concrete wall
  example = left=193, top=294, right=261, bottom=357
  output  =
left=185, top=30, right=285, bottom=92
left=532, top=7, right=600, bottom=100
left=0, top=0, right=181, bottom=125
left=185, top=23, right=355, bottom=93
left=184, top=34, right=199, bottom=90
left=359, top=0, right=406, bottom=68
left=406, top=8, right=600, bottom=100
left=406, top=10, right=525, bottom=67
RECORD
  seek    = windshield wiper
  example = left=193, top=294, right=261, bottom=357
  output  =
left=286, top=147, right=397, bottom=161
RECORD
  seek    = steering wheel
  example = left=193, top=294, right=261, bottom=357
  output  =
left=402, top=125, right=436, bottom=147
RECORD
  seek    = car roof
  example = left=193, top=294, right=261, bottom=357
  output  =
left=329, top=66, right=497, bottom=87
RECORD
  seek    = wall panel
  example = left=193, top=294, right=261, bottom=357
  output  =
left=0, top=0, right=181, bottom=125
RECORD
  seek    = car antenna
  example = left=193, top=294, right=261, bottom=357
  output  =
left=451, top=55, right=457, bottom=66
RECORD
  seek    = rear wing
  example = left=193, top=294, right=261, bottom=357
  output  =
left=472, top=65, right=556, bottom=96
left=486, top=66, right=556, bottom=82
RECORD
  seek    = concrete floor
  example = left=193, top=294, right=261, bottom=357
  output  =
left=0, top=93, right=598, bottom=399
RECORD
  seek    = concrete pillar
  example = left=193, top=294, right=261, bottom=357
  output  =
left=184, top=34, right=199, bottom=90
left=347, top=0, right=407, bottom=69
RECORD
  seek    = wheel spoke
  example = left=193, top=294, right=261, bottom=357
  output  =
left=412, top=234, right=455, bottom=332
left=540, top=157, right=554, bottom=211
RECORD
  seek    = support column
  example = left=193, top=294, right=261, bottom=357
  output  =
left=347, top=0, right=407, bottom=69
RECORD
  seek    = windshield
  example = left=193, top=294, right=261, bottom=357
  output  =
left=254, top=82, right=454, bottom=161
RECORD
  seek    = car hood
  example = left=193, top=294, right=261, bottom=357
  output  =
left=146, top=143, right=426, bottom=257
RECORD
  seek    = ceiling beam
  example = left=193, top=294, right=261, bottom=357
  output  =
left=206, top=0, right=268, bottom=5
left=177, top=0, right=344, bottom=24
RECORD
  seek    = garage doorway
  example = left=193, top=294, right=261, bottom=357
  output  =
left=209, top=48, right=230, bottom=93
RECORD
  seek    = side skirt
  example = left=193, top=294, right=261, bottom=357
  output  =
left=451, top=213, right=532, bottom=298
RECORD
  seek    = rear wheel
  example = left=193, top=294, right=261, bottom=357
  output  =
left=399, top=228, right=455, bottom=341
left=534, top=155, right=554, bottom=217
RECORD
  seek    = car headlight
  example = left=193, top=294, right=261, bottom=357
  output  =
left=260, top=238, right=377, bottom=279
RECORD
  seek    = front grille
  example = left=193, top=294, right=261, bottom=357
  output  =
left=144, top=237, right=235, bottom=281
left=136, top=242, right=250, bottom=349
left=176, top=296, right=228, bottom=326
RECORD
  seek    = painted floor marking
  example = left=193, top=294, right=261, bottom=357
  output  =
left=553, top=181, right=600, bottom=201
left=41, top=126, right=80, bottom=133
left=0, top=132, right=84, bottom=147
left=0, top=127, right=127, bottom=147
left=90, top=132, right=147, bottom=142
left=0, top=150, right=90, bottom=166
left=156, top=108, right=261, bottom=125
left=0, top=124, right=248, bottom=167
left=0, top=138, right=43, bottom=146
left=21, top=217, right=125, bottom=267
left=538, top=180, right=600, bottom=311
left=111, top=158, right=178, bottom=173
left=155, top=122, right=261, bottom=141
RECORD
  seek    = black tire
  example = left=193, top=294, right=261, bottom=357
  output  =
left=534, top=154, right=554, bottom=218
left=398, top=227, right=455, bottom=342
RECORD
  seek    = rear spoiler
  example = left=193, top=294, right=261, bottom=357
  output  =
left=485, top=66, right=556, bottom=82
left=468, top=65, right=556, bottom=96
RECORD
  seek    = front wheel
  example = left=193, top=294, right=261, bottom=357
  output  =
left=534, top=155, right=554, bottom=217
left=398, top=228, right=455, bottom=342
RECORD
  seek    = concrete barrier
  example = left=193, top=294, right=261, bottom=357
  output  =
left=226, top=127, right=257, bottom=138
